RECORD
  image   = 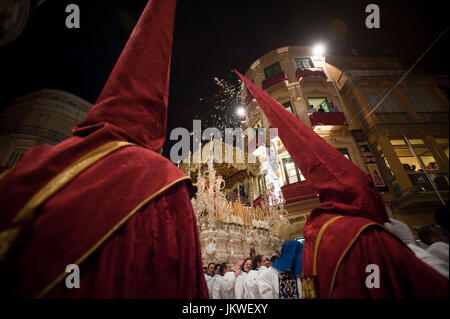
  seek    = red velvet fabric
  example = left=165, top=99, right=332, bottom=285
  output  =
left=1, top=0, right=208, bottom=298
left=309, top=112, right=347, bottom=127
left=3, top=144, right=208, bottom=298
left=295, top=67, right=327, bottom=81
left=43, top=182, right=208, bottom=299
left=333, top=227, right=449, bottom=298
left=235, top=70, right=449, bottom=298
left=261, top=71, right=288, bottom=90
left=73, top=0, right=176, bottom=152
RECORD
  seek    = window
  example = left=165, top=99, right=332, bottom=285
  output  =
left=6, top=149, right=28, bottom=167
left=295, top=58, right=313, bottom=68
left=361, top=88, right=404, bottom=112
left=351, top=98, right=364, bottom=121
left=282, top=157, right=305, bottom=184
left=401, top=87, right=428, bottom=112
left=415, top=87, right=446, bottom=112
left=264, top=62, right=282, bottom=78
left=361, top=87, right=409, bottom=123
left=390, top=138, right=437, bottom=171
left=308, top=97, right=331, bottom=112
left=282, top=101, right=294, bottom=113
left=52, top=117, right=73, bottom=135
left=31, top=113, right=50, bottom=128
left=66, top=100, right=78, bottom=107
left=337, top=148, right=351, bottom=161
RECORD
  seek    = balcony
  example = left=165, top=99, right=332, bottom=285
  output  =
left=408, top=172, right=449, bottom=192
left=309, top=112, right=348, bottom=128
left=295, top=67, right=326, bottom=81
left=253, top=180, right=318, bottom=207
left=262, top=71, right=288, bottom=90
left=416, top=112, right=449, bottom=123
left=281, top=181, right=318, bottom=204
left=337, top=69, right=406, bottom=89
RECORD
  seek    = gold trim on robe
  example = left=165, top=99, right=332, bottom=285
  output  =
left=13, top=141, right=135, bottom=223
left=35, top=175, right=191, bottom=299
left=0, top=141, right=135, bottom=266
left=327, top=222, right=379, bottom=298
left=301, top=215, right=342, bottom=299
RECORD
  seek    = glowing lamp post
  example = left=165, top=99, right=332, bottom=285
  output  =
left=312, top=44, right=325, bottom=57
left=236, top=106, right=246, bottom=121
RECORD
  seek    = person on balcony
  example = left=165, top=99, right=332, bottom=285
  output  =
left=317, top=105, right=325, bottom=113
left=329, top=103, right=339, bottom=112
left=307, top=105, right=317, bottom=115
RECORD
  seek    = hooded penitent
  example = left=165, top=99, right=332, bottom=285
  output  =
left=235, top=70, right=448, bottom=298
left=0, top=0, right=205, bottom=298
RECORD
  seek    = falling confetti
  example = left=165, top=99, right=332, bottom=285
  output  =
left=198, top=72, right=243, bottom=135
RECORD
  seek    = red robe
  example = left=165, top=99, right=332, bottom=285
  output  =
left=0, top=0, right=208, bottom=299
left=235, top=70, right=449, bottom=298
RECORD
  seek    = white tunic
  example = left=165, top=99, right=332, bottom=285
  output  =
left=234, top=271, right=250, bottom=299
left=221, top=271, right=237, bottom=299
left=407, top=241, right=449, bottom=279
left=207, top=275, right=219, bottom=299
left=245, top=266, right=267, bottom=299
left=257, top=267, right=302, bottom=299
left=211, top=275, right=224, bottom=299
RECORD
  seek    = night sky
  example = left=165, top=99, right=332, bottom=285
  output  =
left=0, top=0, right=448, bottom=159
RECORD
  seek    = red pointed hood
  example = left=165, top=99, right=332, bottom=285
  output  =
left=235, top=70, right=388, bottom=224
left=73, top=0, right=177, bottom=151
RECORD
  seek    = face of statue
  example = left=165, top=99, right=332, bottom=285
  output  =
left=243, top=259, right=252, bottom=272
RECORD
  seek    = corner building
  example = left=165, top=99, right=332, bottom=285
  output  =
left=241, top=46, right=448, bottom=238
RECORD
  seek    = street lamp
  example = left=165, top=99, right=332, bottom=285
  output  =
left=312, top=44, right=325, bottom=56
left=236, top=106, right=246, bottom=117
left=312, top=42, right=354, bottom=127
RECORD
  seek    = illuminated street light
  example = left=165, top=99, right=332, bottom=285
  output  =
left=312, top=44, right=325, bottom=56
left=236, top=106, right=246, bottom=116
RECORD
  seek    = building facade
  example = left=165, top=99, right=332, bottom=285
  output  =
left=0, top=89, right=92, bottom=172
left=330, top=53, right=449, bottom=227
left=241, top=46, right=448, bottom=239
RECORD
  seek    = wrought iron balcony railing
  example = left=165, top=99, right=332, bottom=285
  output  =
left=408, top=172, right=449, bottom=192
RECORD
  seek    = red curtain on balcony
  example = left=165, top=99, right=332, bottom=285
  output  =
left=309, top=112, right=347, bottom=127
left=262, top=72, right=288, bottom=90
left=295, top=67, right=326, bottom=81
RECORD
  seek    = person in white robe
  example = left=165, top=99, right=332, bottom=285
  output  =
left=257, top=240, right=303, bottom=299
left=384, top=218, right=449, bottom=279
left=221, top=261, right=243, bottom=299
left=245, top=255, right=270, bottom=298
left=234, top=258, right=252, bottom=298
left=211, top=262, right=235, bottom=299
left=204, top=263, right=214, bottom=286
left=207, top=264, right=222, bottom=299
